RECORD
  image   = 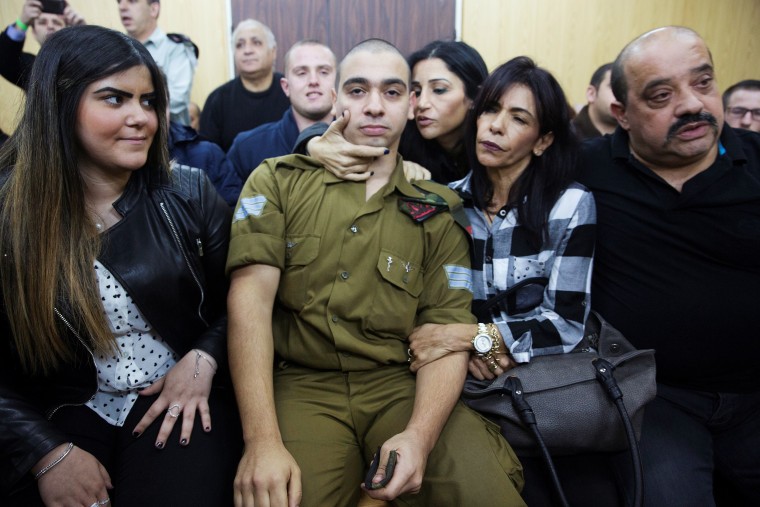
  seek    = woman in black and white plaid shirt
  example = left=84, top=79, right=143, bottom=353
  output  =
left=409, top=56, right=596, bottom=381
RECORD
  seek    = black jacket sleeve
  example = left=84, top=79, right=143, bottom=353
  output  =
left=170, top=165, right=231, bottom=370
left=0, top=27, right=33, bottom=90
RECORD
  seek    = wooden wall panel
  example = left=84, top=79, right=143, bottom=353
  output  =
left=231, top=0, right=456, bottom=69
left=462, top=0, right=760, bottom=108
left=231, top=0, right=331, bottom=70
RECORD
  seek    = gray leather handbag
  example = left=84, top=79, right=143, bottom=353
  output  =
left=463, top=311, right=655, bottom=506
left=462, top=311, right=657, bottom=455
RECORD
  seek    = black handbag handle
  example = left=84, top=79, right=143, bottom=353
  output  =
left=594, top=359, right=644, bottom=507
left=493, top=361, right=644, bottom=507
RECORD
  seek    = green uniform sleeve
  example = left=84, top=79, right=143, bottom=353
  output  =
left=226, top=158, right=287, bottom=275
left=416, top=196, right=476, bottom=327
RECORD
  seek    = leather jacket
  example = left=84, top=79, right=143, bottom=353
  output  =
left=0, top=164, right=231, bottom=492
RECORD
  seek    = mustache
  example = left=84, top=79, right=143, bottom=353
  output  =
left=666, top=112, right=718, bottom=141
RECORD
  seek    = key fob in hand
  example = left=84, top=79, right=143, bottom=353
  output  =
left=364, top=446, right=398, bottom=490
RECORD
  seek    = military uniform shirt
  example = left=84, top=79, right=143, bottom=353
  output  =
left=227, top=154, right=475, bottom=371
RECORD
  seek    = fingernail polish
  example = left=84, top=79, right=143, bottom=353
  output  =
left=132, top=431, right=140, bottom=438
left=155, top=441, right=163, bottom=449
left=180, top=438, right=188, bottom=445
left=205, top=426, right=211, bottom=432
left=383, top=148, right=390, bottom=155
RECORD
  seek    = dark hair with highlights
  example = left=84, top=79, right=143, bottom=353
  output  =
left=466, top=56, right=578, bottom=248
left=0, top=25, right=169, bottom=373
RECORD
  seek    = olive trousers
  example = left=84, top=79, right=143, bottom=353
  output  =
left=274, top=363, right=526, bottom=507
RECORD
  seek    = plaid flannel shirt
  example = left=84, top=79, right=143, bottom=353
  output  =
left=450, top=173, right=596, bottom=363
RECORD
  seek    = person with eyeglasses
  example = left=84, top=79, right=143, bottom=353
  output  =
left=723, top=79, right=760, bottom=132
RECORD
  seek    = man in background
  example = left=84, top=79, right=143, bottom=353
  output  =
left=224, top=40, right=337, bottom=204
left=580, top=26, right=760, bottom=505
left=1, top=0, right=84, bottom=90
left=572, top=62, right=616, bottom=140
left=118, top=0, right=197, bottom=125
left=200, top=18, right=289, bottom=152
left=723, top=79, right=760, bottom=132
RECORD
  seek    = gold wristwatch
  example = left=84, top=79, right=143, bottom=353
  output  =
left=472, top=323, right=500, bottom=360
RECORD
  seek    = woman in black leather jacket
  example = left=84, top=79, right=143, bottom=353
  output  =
left=0, top=26, right=240, bottom=506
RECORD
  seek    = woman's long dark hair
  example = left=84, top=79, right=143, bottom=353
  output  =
left=466, top=56, right=578, bottom=248
left=400, top=41, right=488, bottom=183
left=0, top=25, right=170, bottom=373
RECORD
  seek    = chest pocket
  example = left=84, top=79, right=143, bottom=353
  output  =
left=367, top=248, right=423, bottom=336
left=279, top=234, right=320, bottom=310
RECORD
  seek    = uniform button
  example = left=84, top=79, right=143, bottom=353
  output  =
left=340, top=271, right=350, bottom=280
left=486, top=256, right=492, bottom=262
left=331, top=315, right=339, bottom=323
left=487, top=282, right=492, bottom=287
left=350, top=225, right=358, bottom=233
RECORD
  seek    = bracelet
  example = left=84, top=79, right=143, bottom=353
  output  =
left=193, top=349, right=217, bottom=378
left=482, top=323, right=502, bottom=361
left=34, top=442, right=73, bottom=479
left=15, top=18, right=29, bottom=31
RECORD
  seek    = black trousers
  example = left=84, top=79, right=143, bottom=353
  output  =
left=519, top=452, right=624, bottom=506
left=7, top=387, right=241, bottom=506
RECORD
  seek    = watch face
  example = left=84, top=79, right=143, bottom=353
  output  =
left=473, top=334, right=493, bottom=354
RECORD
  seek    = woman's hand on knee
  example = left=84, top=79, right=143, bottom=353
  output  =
left=132, top=349, right=216, bottom=449
left=36, top=445, right=112, bottom=507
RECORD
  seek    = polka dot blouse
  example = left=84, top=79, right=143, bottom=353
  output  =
left=85, top=260, right=178, bottom=426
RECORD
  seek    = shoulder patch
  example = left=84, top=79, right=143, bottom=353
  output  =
left=407, top=181, right=472, bottom=234
left=444, top=264, right=473, bottom=292
left=234, top=195, right=267, bottom=222
left=398, top=190, right=448, bottom=223
left=167, top=32, right=199, bottom=59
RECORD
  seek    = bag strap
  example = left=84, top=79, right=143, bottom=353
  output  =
left=471, top=277, right=549, bottom=322
left=593, top=361, right=644, bottom=507
left=495, top=357, right=644, bottom=507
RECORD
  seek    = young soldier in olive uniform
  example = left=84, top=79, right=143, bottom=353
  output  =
left=226, top=39, right=525, bottom=507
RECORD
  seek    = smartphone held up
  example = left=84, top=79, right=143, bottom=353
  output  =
left=41, top=0, right=66, bottom=15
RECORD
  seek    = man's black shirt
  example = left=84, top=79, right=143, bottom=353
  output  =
left=578, top=126, right=760, bottom=393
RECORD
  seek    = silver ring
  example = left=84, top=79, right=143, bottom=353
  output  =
left=407, top=348, right=413, bottom=363
left=167, top=404, right=181, bottom=418
left=98, top=499, right=111, bottom=506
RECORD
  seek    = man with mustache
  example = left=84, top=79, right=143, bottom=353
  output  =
left=579, top=26, right=760, bottom=505
left=226, top=38, right=525, bottom=507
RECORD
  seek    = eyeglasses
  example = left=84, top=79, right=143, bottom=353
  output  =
left=726, top=107, right=760, bottom=121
